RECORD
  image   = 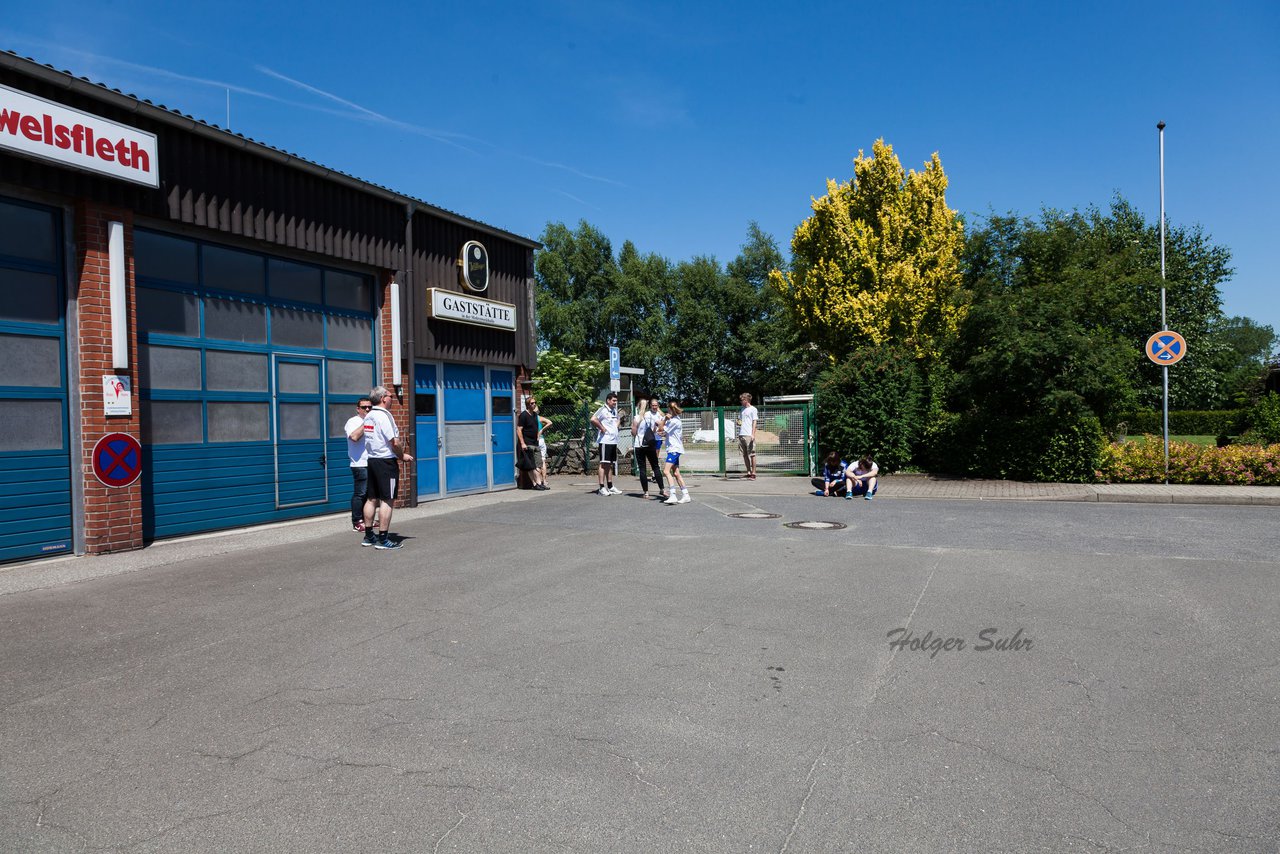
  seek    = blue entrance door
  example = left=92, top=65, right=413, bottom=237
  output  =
left=273, top=355, right=328, bottom=507
left=490, top=369, right=514, bottom=488
left=415, top=363, right=441, bottom=499
left=443, top=363, right=488, bottom=493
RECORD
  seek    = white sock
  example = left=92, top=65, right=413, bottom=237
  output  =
left=681, top=488, right=689, bottom=497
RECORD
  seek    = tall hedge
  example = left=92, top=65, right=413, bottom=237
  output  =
left=814, top=344, right=923, bottom=472
left=922, top=410, right=1105, bottom=483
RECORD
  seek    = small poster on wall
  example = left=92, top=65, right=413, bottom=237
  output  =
left=103, top=375, right=132, bottom=416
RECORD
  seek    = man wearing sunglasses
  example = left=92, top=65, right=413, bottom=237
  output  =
left=344, top=398, right=373, bottom=532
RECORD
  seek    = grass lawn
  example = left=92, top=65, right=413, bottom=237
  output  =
left=1125, top=434, right=1220, bottom=447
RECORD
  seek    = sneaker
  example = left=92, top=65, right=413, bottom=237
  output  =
left=375, top=536, right=403, bottom=550
left=663, top=494, right=680, bottom=505
left=845, top=493, right=853, bottom=501
left=361, top=531, right=378, bottom=547
left=353, top=521, right=366, bottom=533
left=865, top=493, right=874, bottom=501
left=608, top=485, right=623, bottom=495
left=597, top=486, right=610, bottom=496
left=641, top=492, right=650, bottom=500
left=678, top=493, right=691, bottom=504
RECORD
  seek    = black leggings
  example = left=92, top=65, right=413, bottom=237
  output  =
left=635, top=445, right=666, bottom=494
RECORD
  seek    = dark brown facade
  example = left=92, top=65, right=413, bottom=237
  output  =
left=0, top=51, right=539, bottom=563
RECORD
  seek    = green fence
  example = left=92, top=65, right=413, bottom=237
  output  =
left=668, top=404, right=814, bottom=477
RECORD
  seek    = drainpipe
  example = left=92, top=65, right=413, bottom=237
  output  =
left=404, top=201, right=417, bottom=506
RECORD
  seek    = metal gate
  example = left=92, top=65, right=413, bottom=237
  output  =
left=671, top=404, right=814, bottom=476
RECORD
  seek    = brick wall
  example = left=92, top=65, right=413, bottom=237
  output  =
left=75, top=202, right=143, bottom=554
left=376, top=270, right=413, bottom=506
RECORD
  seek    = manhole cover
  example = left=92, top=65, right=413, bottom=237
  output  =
left=783, top=520, right=847, bottom=531
left=728, top=512, right=781, bottom=519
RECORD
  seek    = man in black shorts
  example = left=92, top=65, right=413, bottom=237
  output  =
left=361, top=386, right=413, bottom=549
left=590, top=392, right=622, bottom=495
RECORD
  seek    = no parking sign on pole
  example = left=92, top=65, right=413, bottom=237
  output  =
left=1145, top=330, right=1187, bottom=366
left=92, top=432, right=142, bottom=488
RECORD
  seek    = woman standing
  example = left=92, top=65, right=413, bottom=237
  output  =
left=534, top=401, right=553, bottom=488
left=631, top=398, right=667, bottom=500
left=661, top=402, right=691, bottom=505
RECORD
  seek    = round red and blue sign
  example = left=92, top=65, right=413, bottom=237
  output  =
left=92, top=432, right=142, bottom=488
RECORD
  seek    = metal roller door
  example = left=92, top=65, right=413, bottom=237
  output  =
left=0, top=196, right=72, bottom=562
left=135, top=229, right=375, bottom=539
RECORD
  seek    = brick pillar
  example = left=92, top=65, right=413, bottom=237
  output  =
left=75, top=202, right=144, bottom=554
left=377, top=270, right=414, bottom=506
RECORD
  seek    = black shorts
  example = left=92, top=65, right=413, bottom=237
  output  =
left=367, top=456, right=400, bottom=502
left=598, top=443, right=618, bottom=466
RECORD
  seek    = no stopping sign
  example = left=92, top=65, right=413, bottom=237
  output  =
left=92, top=433, right=142, bottom=488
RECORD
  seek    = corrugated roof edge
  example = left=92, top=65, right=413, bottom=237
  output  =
left=0, top=50, right=541, bottom=250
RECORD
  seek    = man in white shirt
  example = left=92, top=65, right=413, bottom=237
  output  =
left=739, top=392, right=759, bottom=480
left=590, top=392, right=622, bottom=496
left=360, top=386, right=414, bottom=549
left=344, top=397, right=372, bottom=532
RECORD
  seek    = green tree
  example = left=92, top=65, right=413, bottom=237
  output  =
left=1200, top=316, right=1278, bottom=407
left=614, top=241, right=675, bottom=395
left=531, top=349, right=606, bottom=406
left=534, top=221, right=621, bottom=357
left=814, top=343, right=924, bottom=472
left=770, top=139, right=967, bottom=363
left=961, top=199, right=1233, bottom=414
left=729, top=223, right=825, bottom=398
left=666, top=255, right=731, bottom=403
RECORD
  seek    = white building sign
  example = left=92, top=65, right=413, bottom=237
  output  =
left=427, top=288, right=516, bottom=331
left=102, top=375, right=132, bottom=416
left=0, top=83, right=159, bottom=188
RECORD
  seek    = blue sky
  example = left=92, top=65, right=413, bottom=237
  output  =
left=5, top=1, right=1278, bottom=339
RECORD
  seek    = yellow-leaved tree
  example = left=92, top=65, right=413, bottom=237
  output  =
left=769, top=139, right=967, bottom=363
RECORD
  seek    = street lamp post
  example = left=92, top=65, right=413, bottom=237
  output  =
left=1158, top=121, right=1168, bottom=484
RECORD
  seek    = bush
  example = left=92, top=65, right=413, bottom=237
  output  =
left=815, top=344, right=923, bottom=472
left=1242, top=393, right=1280, bottom=445
left=932, top=410, right=1104, bottom=482
left=1116, top=410, right=1247, bottom=437
left=1099, top=439, right=1280, bottom=485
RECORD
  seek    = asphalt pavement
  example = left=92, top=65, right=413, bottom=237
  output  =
left=2, top=474, right=1278, bottom=852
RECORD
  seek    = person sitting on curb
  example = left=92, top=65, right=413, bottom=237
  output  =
left=846, top=456, right=879, bottom=501
left=816, top=452, right=847, bottom=496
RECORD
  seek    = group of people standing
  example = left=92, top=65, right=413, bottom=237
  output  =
left=592, top=393, right=690, bottom=504
left=586, top=391, right=761, bottom=504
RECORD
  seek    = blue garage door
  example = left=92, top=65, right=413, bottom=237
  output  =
left=415, top=363, right=441, bottom=500
left=0, top=197, right=72, bottom=562
left=135, top=229, right=374, bottom=539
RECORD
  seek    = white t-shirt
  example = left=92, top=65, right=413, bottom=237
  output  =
left=362, top=406, right=399, bottom=459
left=740, top=405, right=758, bottom=439
left=635, top=410, right=662, bottom=447
left=663, top=415, right=684, bottom=454
left=851, top=460, right=878, bottom=479
left=344, top=414, right=368, bottom=468
left=594, top=404, right=620, bottom=445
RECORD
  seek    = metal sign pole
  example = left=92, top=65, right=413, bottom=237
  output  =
left=1158, top=121, right=1168, bottom=484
